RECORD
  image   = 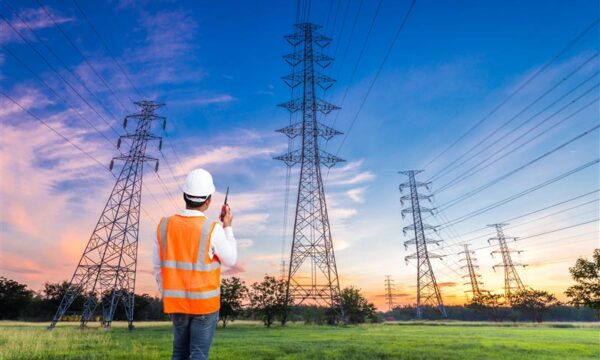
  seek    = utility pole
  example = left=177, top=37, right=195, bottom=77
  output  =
left=274, top=23, right=345, bottom=322
left=384, top=275, right=396, bottom=312
left=48, top=101, right=165, bottom=330
left=459, top=244, right=485, bottom=299
left=488, top=223, right=527, bottom=302
left=399, top=170, right=447, bottom=319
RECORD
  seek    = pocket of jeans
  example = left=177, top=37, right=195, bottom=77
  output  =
left=172, top=314, right=187, bottom=325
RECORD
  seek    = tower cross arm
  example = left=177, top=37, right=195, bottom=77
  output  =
left=399, top=181, right=431, bottom=192
left=277, top=98, right=341, bottom=115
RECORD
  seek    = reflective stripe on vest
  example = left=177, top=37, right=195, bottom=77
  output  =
left=163, top=288, right=220, bottom=299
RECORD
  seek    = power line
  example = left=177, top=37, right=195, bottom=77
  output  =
left=431, top=53, right=598, bottom=183
left=327, top=0, right=383, bottom=132
left=71, top=0, right=144, bottom=98
left=468, top=219, right=599, bottom=253
left=1, top=19, right=178, bottom=211
left=327, top=0, right=416, bottom=183
left=422, top=19, right=600, bottom=170
left=437, top=125, right=599, bottom=211
left=39, top=0, right=185, bottom=206
left=1, top=44, right=118, bottom=148
left=439, top=158, right=599, bottom=229
left=1, top=0, right=123, bottom=135
left=0, top=90, right=162, bottom=223
left=429, top=97, right=597, bottom=248
left=328, top=0, right=364, bottom=93
left=35, top=0, right=132, bottom=113
left=434, top=74, right=599, bottom=190
left=0, top=13, right=121, bottom=137
left=449, top=189, right=599, bottom=239
left=444, top=197, right=599, bottom=250
left=437, top=93, right=599, bottom=194
left=329, top=0, right=351, bottom=61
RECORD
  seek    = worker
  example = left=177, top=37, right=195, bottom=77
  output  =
left=153, top=168, right=237, bottom=360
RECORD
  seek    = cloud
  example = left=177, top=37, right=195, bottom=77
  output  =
left=0, top=6, right=73, bottom=45
left=373, top=293, right=410, bottom=298
left=437, top=282, right=458, bottom=288
left=329, top=208, right=357, bottom=220
left=0, top=264, right=43, bottom=275
left=222, top=262, right=246, bottom=276
left=236, top=238, right=254, bottom=249
left=176, top=145, right=276, bottom=175
left=326, top=160, right=376, bottom=186
left=170, top=94, right=236, bottom=107
left=0, top=86, right=54, bottom=118
left=124, top=9, right=204, bottom=84
left=347, top=187, right=366, bottom=203
left=0, top=53, right=4, bottom=80
left=249, top=253, right=282, bottom=261
left=333, top=239, right=350, bottom=251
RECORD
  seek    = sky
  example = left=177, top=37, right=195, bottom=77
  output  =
left=0, top=0, right=598, bottom=311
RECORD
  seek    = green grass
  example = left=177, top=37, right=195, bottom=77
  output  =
left=0, top=321, right=598, bottom=359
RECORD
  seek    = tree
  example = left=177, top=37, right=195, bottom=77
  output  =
left=248, top=275, right=288, bottom=327
left=41, top=280, right=85, bottom=317
left=340, top=286, right=377, bottom=324
left=565, top=249, right=600, bottom=318
left=511, top=289, right=560, bottom=322
left=220, top=277, right=247, bottom=327
left=467, top=292, right=509, bottom=322
left=0, top=277, right=34, bottom=319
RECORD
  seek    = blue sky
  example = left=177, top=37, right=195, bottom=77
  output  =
left=1, top=0, right=598, bottom=309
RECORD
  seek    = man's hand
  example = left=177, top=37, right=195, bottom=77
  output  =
left=222, top=205, right=233, bottom=227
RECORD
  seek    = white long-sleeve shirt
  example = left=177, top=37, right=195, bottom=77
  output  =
left=152, top=209, right=237, bottom=293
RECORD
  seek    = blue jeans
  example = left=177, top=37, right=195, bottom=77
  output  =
left=171, top=312, right=219, bottom=360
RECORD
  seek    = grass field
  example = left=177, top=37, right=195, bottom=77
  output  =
left=0, top=321, right=598, bottom=359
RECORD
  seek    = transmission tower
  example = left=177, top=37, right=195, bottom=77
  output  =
left=399, top=170, right=447, bottom=319
left=488, top=223, right=527, bottom=301
left=458, top=244, right=485, bottom=299
left=274, top=23, right=345, bottom=320
left=384, top=275, right=396, bottom=311
left=280, top=260, right=287, bottom=281
left=48, top=100, right=165, bottom=330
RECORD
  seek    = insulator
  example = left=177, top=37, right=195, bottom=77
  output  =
left=155, top=162, right=159, bottom=172
left=163, top=119, right=167, bottom=130
left=158, top=139, right=163, bottom=151
left=123, top=118, right=128, bottom=129
left=117, top=138, right=121, bottom=149
left=109, top=159, right=114, bottom=171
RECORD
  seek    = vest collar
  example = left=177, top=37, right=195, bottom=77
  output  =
left=178, top=209, right=207, bottom=217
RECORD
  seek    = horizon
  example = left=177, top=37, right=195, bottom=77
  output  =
left=0, top=0, right=599, bottom=312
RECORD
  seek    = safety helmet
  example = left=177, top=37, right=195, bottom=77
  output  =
left=182, top=168, right=216, bottom=197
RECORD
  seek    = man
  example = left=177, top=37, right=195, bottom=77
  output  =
left=153, top=168, right=237, bottom=360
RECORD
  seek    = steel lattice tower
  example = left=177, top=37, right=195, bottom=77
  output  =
left=459, top=244, right=485, bottom=299
left=488, top=223, right=527, bottom=301
left=48, top=100, right=165, bottom=330
left=274, top=23, right=345, bottom=319
left=384, top=275, right=396, bottom=311
left=399, top=170, right=447, bottom=319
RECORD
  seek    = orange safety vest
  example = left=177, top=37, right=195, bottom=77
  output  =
left=156, top=215, right=221, bottom=314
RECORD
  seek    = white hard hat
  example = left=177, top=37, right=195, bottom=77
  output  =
left=182, top=168, right=216, bottom=197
